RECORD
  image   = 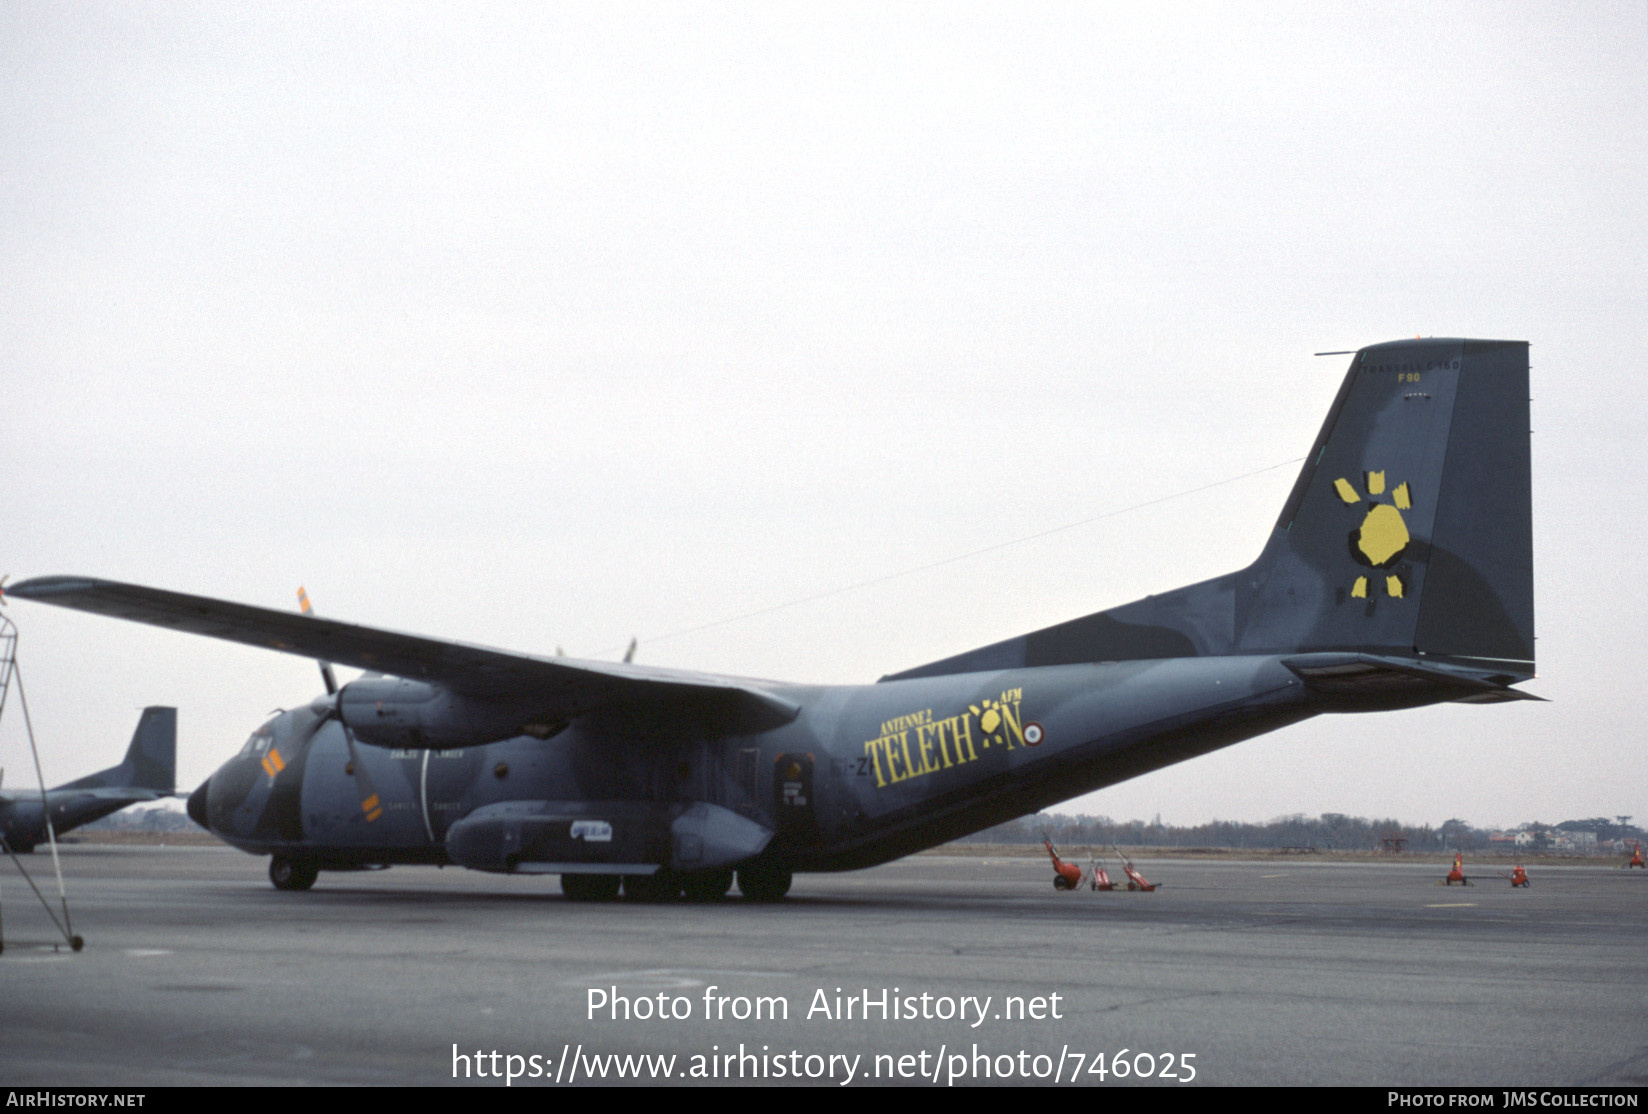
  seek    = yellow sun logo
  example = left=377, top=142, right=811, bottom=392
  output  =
left=1334, top=470, right=1412, bottom=599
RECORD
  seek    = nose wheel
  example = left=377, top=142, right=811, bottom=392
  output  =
left=269, top=856, right=319, bottom=891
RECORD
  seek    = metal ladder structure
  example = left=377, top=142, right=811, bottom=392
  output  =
left=0, top=605, right=84, bottom=953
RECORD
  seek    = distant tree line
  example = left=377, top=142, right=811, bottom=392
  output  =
left=953, top=811, right=1645, bottom=853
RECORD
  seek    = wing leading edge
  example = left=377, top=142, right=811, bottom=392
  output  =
left=6, top=577, right=800, bottom=734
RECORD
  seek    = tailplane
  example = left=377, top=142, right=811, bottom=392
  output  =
left=886, top=339, right=1533, bottom=683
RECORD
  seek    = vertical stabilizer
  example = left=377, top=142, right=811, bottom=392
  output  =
left=884, top=338, right=1533, bottom=682
left=1236, top=339, right=1533, bottom=668
left=61, top=706, right=177, bottom=792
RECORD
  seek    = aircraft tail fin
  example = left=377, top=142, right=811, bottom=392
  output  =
left=61, top=706, right=177, bottom=792
left=885, top=339, right=1533, bottom=683
left=1237, top=339, right=1533, bottom=670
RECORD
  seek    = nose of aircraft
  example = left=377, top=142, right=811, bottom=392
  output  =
left=186, top=778, right=211, bottom=829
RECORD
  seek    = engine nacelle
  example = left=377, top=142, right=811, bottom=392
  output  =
left=321, top=678, right=564, bottom=749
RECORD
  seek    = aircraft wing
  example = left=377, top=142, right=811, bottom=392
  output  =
left=6, top=577, right=800, bottom=732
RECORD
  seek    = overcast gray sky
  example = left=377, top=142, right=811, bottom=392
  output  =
left=3, top=2, right=1644, bottom=830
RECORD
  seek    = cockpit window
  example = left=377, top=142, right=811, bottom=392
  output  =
left=239, top=727, right=275, bottom=757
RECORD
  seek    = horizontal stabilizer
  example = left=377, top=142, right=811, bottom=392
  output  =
left=48, top=787, right=171, bottom=804
left=1283, top=652, right=1543, bottom=706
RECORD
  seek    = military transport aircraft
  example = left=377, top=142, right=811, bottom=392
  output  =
left=1, top=707, right=176, bottom=852
left=8, top=338, right=1536, bottom=900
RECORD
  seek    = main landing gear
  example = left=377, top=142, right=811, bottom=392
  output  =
left=735, top=863, right=792, bottom=902
left=560, top=866, right=789, bottom=903
left=561, top=873, right=623, bottom=902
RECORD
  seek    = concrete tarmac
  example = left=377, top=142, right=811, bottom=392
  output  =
left=2, top=845, right=1645, bottom=1087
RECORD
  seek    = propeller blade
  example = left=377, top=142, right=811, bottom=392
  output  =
left=341, top=723, right=382, bottom=824
left=305, top=689, right=381, bottom=824
left=296, top=586, right=338, bottom=695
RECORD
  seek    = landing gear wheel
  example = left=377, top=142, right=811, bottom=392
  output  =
left=622, top=871, right=682, bottom=902
left=681, top=869, right=734, bottom=902
left=736, top=864, right=792, bottom=902
left=269, top=856, right=319, bottom=891
left=561, top=874, right=621, bottom=902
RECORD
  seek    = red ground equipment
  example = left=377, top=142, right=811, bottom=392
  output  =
left=1496, top=863, right=1530, bottom=888
left=1089, top=857, right=1115, bottom=891
left=1112, top=845, right=1157, bottom=891
left=1630, top=843, right=1644, bottom=869
left=1445, top=851, right=1468, bottom=885
left=1043, top=838, right=1085, bottom=891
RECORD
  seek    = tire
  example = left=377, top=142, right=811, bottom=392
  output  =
left=681, top=869, right=734, bottom=902
left=561, top=874, right=621, bottom=902
left=622, top=871, right=682, bottom=902
left=736, top=863, right=792, bottom=902
left=269, top=856, right=319, bottom=891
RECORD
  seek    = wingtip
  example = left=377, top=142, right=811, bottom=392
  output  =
left=6, top=575, right=105, bottom=599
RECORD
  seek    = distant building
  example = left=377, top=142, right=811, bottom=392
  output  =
left=1552, top=831, right=1597, bottom=851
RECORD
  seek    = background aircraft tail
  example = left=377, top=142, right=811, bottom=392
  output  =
left=60, top=706, right=176, bottom=792
left=887, top=339, right=1533, bottom=682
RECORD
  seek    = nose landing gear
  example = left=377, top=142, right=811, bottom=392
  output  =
left=269, top=855, right=319, bottom=891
